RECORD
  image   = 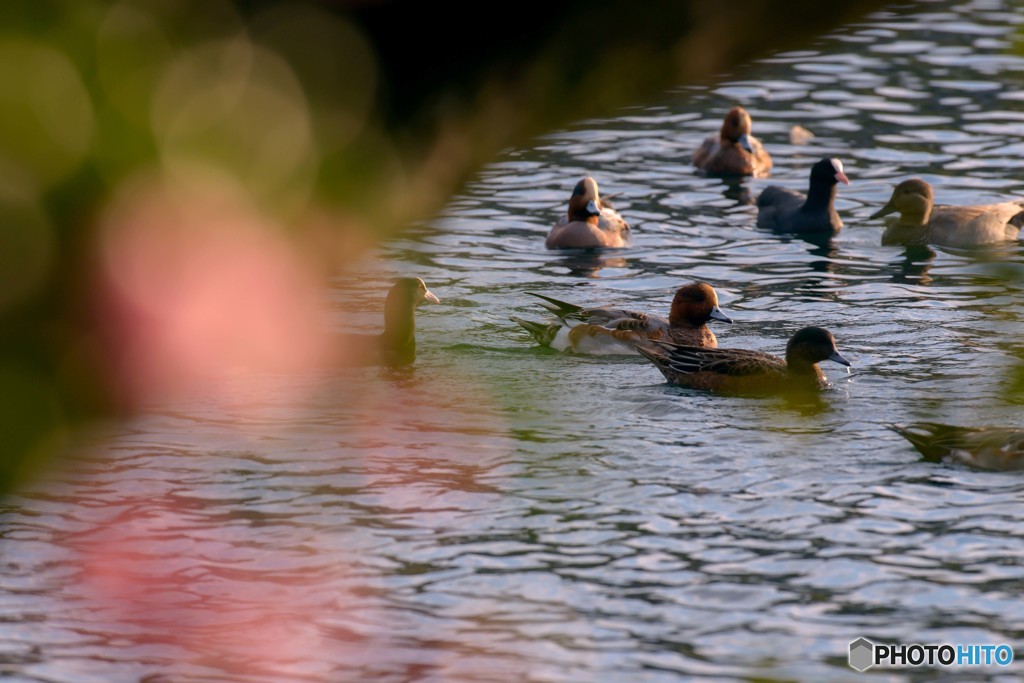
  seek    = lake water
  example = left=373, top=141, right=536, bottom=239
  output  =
left=4, top=1, right=1024, bottom=681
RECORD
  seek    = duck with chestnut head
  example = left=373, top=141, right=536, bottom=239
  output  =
left=546, top=177, right=630, bottom=249
left=693, top=106, right=772, bottom=178
left=512, top=282, right=732, bottom=355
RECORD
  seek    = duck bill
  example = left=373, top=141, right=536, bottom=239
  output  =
left=835, top=170, right=850, bottom=185
left=585, top=199, right=601, bottom=216
left=422, top=290, right=440, bottom=304
left=869, top=199, right=896, bottom=220
left=737, top=133, right=753, bottom=153
left=828, top=350, right=851, bottom=367
left=709, top=306, right=733, bottom=323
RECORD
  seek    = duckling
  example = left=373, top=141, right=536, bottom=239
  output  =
left=546, top=177, right=630, bottom=249
left=512, top=282, right=732, bottom=355
left=638, top=326, right=850, bottom=394
left=693, top=106, right=772, bottom=177
left=870, top=179, right=1024, bottom=247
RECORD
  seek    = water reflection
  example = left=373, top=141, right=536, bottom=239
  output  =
left=719, top=178, right=755, bottom=205
left=550, top=249, right=631, bottom=278
left=892, top=244, right=938, bottom=285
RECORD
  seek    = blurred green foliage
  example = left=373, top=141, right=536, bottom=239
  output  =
left=0, top=0, right=889, bottom=491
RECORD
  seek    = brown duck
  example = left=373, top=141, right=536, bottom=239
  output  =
left=891, top=422, right=1024, bottom=471
left=546, top=177, right=630, bottom=249
left=693, top=106, right=772, bottom=177
left=638, top=326, right=850, bottom=394
left=870, top=179, right=1024, bottom=247
left=512, top=282, right=732, bottom=355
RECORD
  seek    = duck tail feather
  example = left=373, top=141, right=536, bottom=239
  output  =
left=511, top=317, right=560, bottom=347
left=526, top=292, right=582, bottom=319
left=889, top=423, right=946, bottom=462
left=635, top=343, right=667, bottom=365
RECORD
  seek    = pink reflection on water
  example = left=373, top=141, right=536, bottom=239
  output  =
left=71, top=490, right=360, bottom=681
left=342, top=370, right=512, bottom=497
left=83, top=173, right=521, bottom=679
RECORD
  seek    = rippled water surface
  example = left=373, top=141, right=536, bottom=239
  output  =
left=6, top=2, right=1024, bottom=681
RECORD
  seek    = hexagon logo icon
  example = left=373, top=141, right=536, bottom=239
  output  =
left=849, top=637, right=874, bottom=671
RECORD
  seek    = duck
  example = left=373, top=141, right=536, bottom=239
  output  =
left=637, top=326, right=850, bottom=394
left=511, top=282, right=732, bottom=355
left=756, top=158, right=850, bottom=235
left=692, top=106, right=772, bottom=177
left=870, top=179, right=1024, bottom=247
left=337, top=277, right=440, bottom=366
left=891, top=422, right=1024, bottom=471
left=546, top=177, right=630, bottom=249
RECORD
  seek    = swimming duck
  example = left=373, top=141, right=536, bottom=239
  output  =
left=870, top=179, right=1024, bottom=247
left=756, top=158, right=850, bottom=235
left=638, top=326, right=850, bottom=394
left=511, top=282, right=732, bottom=355
left=692, top=106, right=772, bottom=177
left=338, top=277, right=439, bottom=366
left=891, top=422, right=1024, bottom=471
left=546, top=177, right=630, bottom=249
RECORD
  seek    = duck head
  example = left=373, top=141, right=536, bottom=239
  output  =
left=785, top=326, right=850, bottom=368
left=388, top=277, right=440, bottom=311
left=720, top=106, right=754, bottom=152
left=567, top=176, right=604, bottom=223
left=668, top=282, right=733, bottom=327
left=810, top=158, right=850, bottom=188
left=870, top=178, right=933, bottom=225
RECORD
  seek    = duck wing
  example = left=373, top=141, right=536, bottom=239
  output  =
left=578, top=308, right=669, bottom=336
left=692, top=135, right=719, bottom=168
left=929, top=202, right=1024, bottom=245
left=756, top=187, right=804, bottom=229
left=598, top=208, right=630, bottom=237
left=526, top=293, right=667, bottom=334
left=646, top=341, right=785, bottom=377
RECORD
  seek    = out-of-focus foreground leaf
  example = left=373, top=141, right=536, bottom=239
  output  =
left=0, top=0, right=889, bottom=490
